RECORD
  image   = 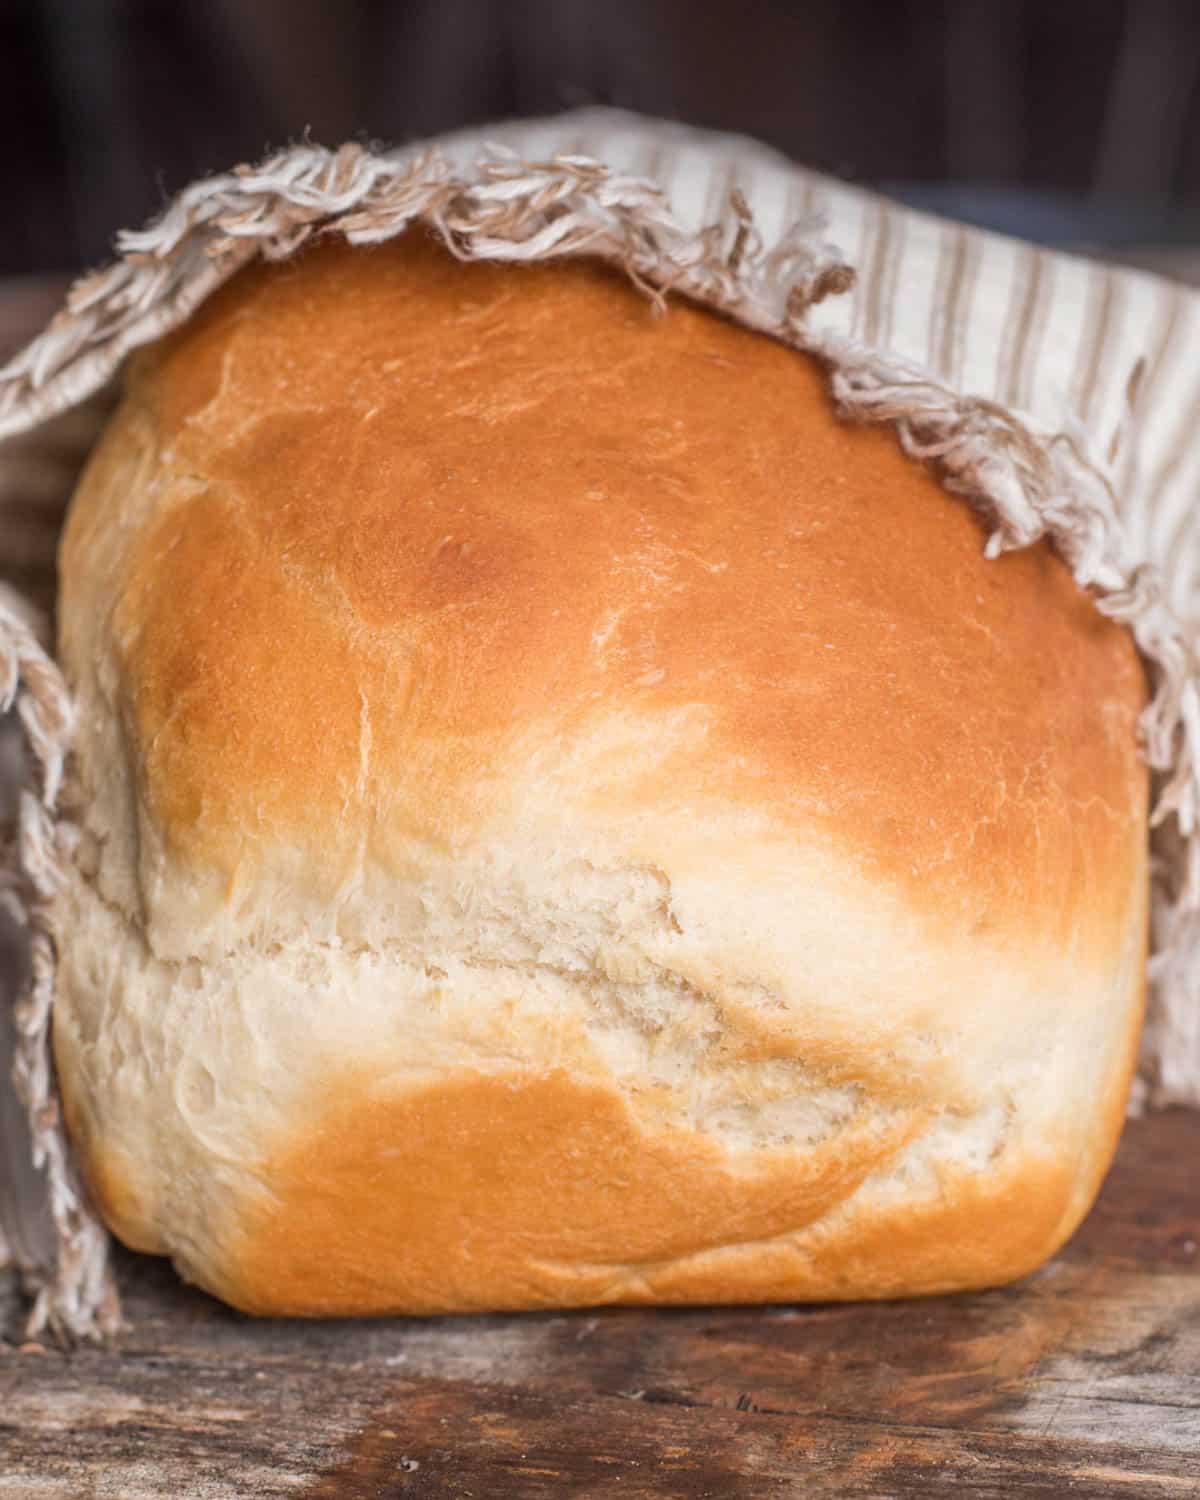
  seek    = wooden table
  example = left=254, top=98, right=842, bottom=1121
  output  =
left=1, top=1111, right=1197, bottom=1497
left=2, top=262, right=1199, bottom=1496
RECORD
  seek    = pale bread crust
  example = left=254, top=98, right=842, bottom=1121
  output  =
left=53, top=235, right=1148, bottom=1313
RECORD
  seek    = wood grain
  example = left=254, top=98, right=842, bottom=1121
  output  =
left=1, top=1110, right=1197, bottom=1497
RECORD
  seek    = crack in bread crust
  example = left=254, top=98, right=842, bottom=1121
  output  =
left=53, top=843, right=1141, bottom=1314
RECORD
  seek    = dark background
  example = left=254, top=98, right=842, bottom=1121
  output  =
left=2, top=0, right=1199, bottom=276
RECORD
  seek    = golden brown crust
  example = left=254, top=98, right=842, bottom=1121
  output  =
left=63, top=233, right=1146, bottom=952
left=217, top=1067, right=1075, bottom=1316
left=54, top=233, right=1151, bottom=1315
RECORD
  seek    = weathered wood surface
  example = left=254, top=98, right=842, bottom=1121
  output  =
left=0, top=1109, right=1196, bottom=1497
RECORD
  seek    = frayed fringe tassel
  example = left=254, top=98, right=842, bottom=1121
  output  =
left=1, top=585, right=121, bottom=1341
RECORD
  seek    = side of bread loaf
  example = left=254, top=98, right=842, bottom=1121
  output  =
left=53, top=235, right=1148, bottom=1312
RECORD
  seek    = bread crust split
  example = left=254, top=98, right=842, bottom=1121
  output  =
left=53, top=234, right=1148, bottom=1313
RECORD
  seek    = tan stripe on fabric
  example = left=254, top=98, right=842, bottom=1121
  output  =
left=996, top=242, right=1034, bottom=406
left=948, top=228, right=981, bottom=390
left=926, top=223, right=979, bottom=388
left=875, top=200, right=907, bottom=350
left=1001, top=244, right=1051, bottom=410
left=854, top=200, right=893, bottom=346
left=1071, top=266, right=1123, bottom=429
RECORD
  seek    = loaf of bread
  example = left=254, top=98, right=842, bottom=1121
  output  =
left=52, top=232, right=1148, bottom=1315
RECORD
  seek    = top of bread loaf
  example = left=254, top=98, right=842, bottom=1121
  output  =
left=62, top=233, right=1144, bottom=958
